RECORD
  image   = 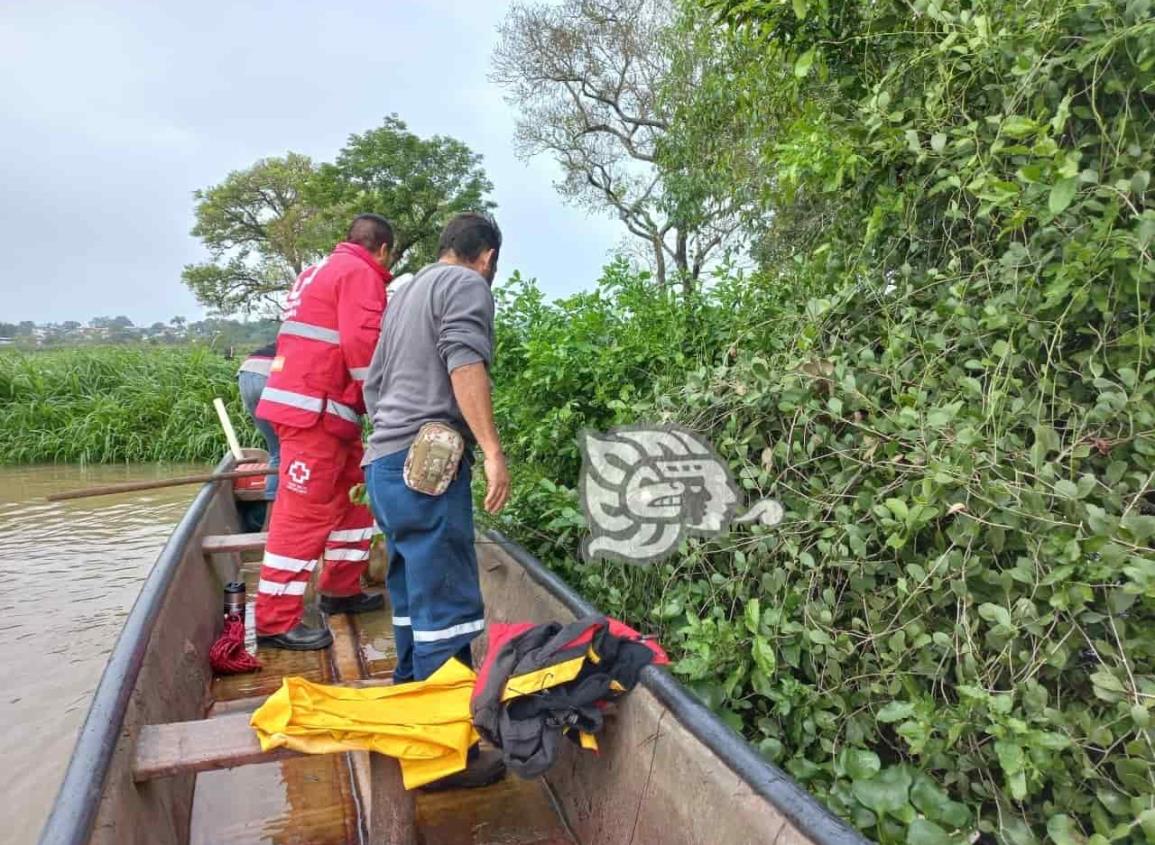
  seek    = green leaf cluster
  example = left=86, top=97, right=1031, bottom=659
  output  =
left=487, top=0, right=1155, bottom=840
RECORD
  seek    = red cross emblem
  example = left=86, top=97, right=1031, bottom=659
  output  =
left=287, top=460, right=311, bottom=486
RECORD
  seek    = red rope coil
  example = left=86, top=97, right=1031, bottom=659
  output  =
left=209, top=615, right=262, bottom=674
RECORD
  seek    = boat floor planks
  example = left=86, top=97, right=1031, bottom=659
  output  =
left=417, top=776, right=574, bottom=845
left=189, top=755, right=360, bottom=845
left=208, top=567, right=332, bottom=701
left=191, top=560, right=573, bottom=845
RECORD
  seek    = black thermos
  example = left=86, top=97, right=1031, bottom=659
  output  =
left=223, top=581, right=246, bottom=619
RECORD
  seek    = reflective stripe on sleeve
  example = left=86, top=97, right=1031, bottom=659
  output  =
left=325, top=547, right=370, bottom=562
left=258, top=579, right=308, bottom=596
left=349, top=367, right=369, bottom=381
left=392, top=616, right=412, bottom=627
left=262, top=552, right=317, bottom=573
left=328, top=527, right=377, bottom=542
left=411, top=619, right=485, bottom=643
left=280, top=320, right=340, bottom=344
left=238, top=358, right=273, bottom=376
left=261, top=387, right=323, bottom=413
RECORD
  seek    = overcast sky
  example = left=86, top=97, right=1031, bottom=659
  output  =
left=0, top=0, right=622, bottom=325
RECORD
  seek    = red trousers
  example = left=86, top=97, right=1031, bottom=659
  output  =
left=255, top=424, right=374, bottom=635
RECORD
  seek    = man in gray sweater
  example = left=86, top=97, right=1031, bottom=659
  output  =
left=362, top=212, right=508, bottom=788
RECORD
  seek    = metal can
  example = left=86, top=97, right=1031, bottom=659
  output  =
left=223, top=581, right=246, bottom=619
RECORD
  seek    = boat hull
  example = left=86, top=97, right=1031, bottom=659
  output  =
left=40, top=454, right=864, bottom=845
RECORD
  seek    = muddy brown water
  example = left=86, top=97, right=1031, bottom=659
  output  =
left=0, top=463, right=204, bottom=845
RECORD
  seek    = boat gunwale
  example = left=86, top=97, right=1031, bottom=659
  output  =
left=485, top=528, right=869, bottom=845
left=38, top=454, right=233, bottom=845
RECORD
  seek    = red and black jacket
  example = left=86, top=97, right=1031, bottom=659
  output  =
left=471, top=616, right=668, bottom=778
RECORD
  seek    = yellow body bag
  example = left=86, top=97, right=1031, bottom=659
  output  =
left=250, top=658, right=479, bottom=789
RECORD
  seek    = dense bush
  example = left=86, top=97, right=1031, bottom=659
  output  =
left=492, top=266, right=1155, bottom=844
left=492, top=260, right=798, bottom=480
left=0, top=346, right=257, bottom=464
left=487, top=0, right=1155, bottom=842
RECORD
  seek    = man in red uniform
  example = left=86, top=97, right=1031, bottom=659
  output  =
left=253, top=214, right=393, bottom=650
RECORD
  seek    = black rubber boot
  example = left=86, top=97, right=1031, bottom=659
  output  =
left=319, top=592, right=386, bottom=615
left=257, top=622, right=333, bottom=651
left=419, top=748, right=506, bottom=792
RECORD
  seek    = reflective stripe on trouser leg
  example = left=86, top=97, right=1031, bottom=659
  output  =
left=255, top=426, right=346, bottom=635
left=366, top=457, right=413, bottom=683
left=318, top=440, right=372, bottom=598
left=364, top=447, right=483, bottom=681
left=387, top=546, right=414, bottom=683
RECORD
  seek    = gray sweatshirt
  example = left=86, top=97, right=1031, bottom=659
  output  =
left=362, top=262, right=495, bottom=463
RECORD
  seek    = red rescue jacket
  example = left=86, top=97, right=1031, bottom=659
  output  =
left=256, top=242, right=391, bottom=439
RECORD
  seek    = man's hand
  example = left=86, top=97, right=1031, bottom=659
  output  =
left=483, top=450, right=511, bottom=513
left=450, top=361, right=509, bottom=513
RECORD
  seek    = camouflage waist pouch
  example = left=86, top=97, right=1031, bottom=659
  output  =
left=403, top=422, right=465, bottom=496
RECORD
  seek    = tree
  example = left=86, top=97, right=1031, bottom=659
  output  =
left=492, top=0, right=742, bottom=290
left=182, top=153, right=322, bottom=317
left=308, top=116, right=495, bottom=274
left=183, top=121, right=495, bottom=315
left=61, top=320, right=81, bottom=331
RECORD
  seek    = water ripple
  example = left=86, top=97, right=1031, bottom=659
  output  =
left=0, top=462, right=204, bottom=845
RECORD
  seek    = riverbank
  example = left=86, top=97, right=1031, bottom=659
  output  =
left=0, top=346, right=256, bottom=464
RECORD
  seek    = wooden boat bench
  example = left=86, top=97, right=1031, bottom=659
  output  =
left=201, top=532, right=268, bottom=555
left=132, top=704, right=416, bottom=845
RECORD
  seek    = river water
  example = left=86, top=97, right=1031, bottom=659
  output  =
left=0, top=464, right=203, bottom=845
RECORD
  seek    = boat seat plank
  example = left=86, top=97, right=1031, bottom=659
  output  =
left=133, top=711, right=296, bottom=781
left=137, top=710, right=416, bottom=843
left=202, top=532, right=268, bottom=554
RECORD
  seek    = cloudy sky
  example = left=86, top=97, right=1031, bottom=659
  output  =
left=0, top=0, right=622, bottom=325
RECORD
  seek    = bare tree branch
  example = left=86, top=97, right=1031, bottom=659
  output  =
left=492, top=0, right=741, bottom=288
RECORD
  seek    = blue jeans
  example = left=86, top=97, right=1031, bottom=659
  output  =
left=237, top=370, right=280, bottom=500
left=365, top=448, right=483, bottom=682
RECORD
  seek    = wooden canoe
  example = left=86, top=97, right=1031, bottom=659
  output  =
left=38, top=450, right=867, bottom=845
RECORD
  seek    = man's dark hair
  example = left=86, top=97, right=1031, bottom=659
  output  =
left=437, top=212, right=502, bottom=263
left=346, top=214, right=395, bottom=253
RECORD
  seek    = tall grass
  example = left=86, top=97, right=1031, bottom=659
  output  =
left=0, top=346, right=259, bottom=464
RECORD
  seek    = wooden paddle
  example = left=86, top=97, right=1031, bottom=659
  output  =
left=46, top=465, right=276, bottom=502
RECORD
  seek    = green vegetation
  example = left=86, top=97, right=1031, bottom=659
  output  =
left=485, top=0, right=1155, bottom=842
left=0, top=347, right=257, bottom=464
